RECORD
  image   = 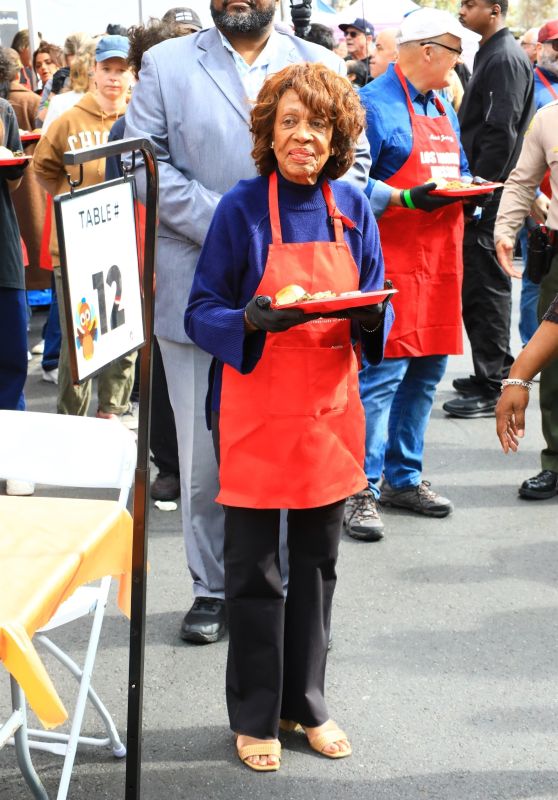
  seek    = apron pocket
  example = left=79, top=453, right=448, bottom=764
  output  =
left=268, top=344, right=350, bottom=417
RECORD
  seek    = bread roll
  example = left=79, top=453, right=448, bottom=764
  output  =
left=275, top=284, right=308, bottom=306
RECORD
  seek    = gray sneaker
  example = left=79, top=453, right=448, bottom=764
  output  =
left=344, top=488, right=384, bottom=541
left=380, top=480, right=453, bottom=518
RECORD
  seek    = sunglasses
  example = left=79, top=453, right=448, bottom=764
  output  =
left=421, top=40, right=463, bottom=57
left=345, top=30, right=365, bottom=38
left=543, top=39, right=558, bottom=51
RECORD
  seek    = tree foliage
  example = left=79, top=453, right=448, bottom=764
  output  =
left=413, top=0, right=558, bottom=30
left=516, top=0, right=557, bottom=29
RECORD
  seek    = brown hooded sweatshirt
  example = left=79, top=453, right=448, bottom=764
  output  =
left=33, top=91, right=125, bottom=263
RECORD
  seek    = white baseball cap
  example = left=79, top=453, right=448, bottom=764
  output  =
left=398, top=8, right=481, bottom=45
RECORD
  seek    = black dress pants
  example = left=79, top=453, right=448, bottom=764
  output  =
left=462, top=195, right=514, bottom=395
left=150, top=336, right=179, bottom=475
left=224, top=500, right=345, bottom=739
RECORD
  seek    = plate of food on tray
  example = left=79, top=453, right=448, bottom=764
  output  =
left=429, top=177, right=503, bottom=197
left=271, top=284, right=398, bottom=314
left=0, top=145, right=32, bottom=166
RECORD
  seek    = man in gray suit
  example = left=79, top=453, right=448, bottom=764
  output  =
left=125, top=0, right=371, bottom=644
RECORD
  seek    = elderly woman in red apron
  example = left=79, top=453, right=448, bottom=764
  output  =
left=186, top=63, right=393, bottom=772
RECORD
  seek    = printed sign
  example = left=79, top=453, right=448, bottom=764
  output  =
left=0, top=12, right=19, bottom=48
left=55, top=178, right=144, bottom=383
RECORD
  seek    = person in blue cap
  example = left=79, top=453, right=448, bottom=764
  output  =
left=33, top=35, right=137, bottom=426
left=339, top=17, right=374, bottom=78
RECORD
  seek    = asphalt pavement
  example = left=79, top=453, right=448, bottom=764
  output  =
left=1, top=280, right=557, bottom=800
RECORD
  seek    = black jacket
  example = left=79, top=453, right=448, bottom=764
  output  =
left=458, top=28, right=534, bottom=183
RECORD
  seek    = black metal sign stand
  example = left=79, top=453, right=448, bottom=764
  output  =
left=62, top=137, right=158, bottom=800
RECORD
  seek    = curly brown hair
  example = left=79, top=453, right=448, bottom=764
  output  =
left=251, top=62, right=365, bottom=180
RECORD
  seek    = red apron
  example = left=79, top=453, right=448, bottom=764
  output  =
left=535, top=68, right=556, bottom=199
left=216, top=172, right=367, bottom=509
left=378, top=64, right=464, bottom=358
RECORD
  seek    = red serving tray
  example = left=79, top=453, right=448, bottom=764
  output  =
left=20, top=133, right=41, bottom=143
left=272, top=288, right=398, bottom=314
left=0, top=156, right=32, bottom=166
left=431, top=181, right=503, bottom=197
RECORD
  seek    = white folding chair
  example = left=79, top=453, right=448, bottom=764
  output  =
left=0, top=410, right=137, bottom=800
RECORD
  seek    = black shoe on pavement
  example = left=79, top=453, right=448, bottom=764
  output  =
left=344, top=488, right=384, bottom=541
left=180, top=597, right=226, bottom=644
left=452, top=376, right=481, bottom=394
left=151, top=471, right=180, bottom=501
left=442, top=393, right=498, bottom=418
left=380, top=480, right=453, bottom=518
left=518, top=469, right=558, bottom=500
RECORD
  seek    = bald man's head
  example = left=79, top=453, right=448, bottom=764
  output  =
left=370, top=28, right=398, bottom=78
left=520, top=27, right=539, bottom=64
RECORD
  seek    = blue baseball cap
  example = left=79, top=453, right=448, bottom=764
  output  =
left=95, top=35, right=129, bottom=63
left=339, top=18, right=375, bottom=37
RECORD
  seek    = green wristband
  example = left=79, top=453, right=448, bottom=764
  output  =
left=402, top=188, right=416, bottom=210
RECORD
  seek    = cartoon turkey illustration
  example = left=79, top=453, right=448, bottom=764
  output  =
left=75, top=297, right=98, bottom=360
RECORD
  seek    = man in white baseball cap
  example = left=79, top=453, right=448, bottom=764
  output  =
left=346, top=9, right=478, bottom=541
left=397, top=7, right=478, bottom=45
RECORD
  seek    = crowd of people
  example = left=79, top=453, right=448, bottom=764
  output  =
left=1, top=0, right=558, bottom=774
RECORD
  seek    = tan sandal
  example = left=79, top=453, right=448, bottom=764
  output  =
left=236, top=738, right=281, bottom=772
left=279, top=719, right=351, bottom=759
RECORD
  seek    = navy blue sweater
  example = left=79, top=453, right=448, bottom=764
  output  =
left=185, top=171, right=393, bottom=416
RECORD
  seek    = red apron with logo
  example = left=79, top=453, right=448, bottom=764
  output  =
left=378, top=63, right=464, bottom=358
left=535, top=68, right=556, bottom=199
left=216, top=172, right=368, bottom=509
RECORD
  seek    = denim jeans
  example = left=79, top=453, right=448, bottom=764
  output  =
left=42, top=273, right=61, bottom=371
left=0, top=288, right=27, bottom=411
left=518, top=225, right=540, bottom=346
left=359, top=354, right=448, bottom=498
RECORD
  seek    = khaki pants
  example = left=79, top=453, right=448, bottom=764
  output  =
left=537, top=254, right=558, bottom=472
left=54, top=266, right=137, bottom=417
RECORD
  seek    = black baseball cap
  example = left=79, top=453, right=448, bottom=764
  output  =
left=162, top=7, right=203, bottom=30
left=339, top=18, right=375, bottom=37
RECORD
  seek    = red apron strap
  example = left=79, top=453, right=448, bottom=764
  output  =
left=535, top=67, right=558, bottom=100
left=268, top=171, right=283, bottom=244
left=321, top=180, right=356, bottom=242
left=270, top=173, right=355, bottom=245
left=394, top=62, right=446, bottom=117
left=395, top=63, right=416, bottom=117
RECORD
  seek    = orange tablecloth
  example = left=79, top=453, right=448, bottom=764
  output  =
left=0, top=496, right=133, bottom=729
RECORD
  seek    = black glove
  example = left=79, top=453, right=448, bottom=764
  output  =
left=0, top=160, right=29, bottom=181
left=245, top=295, right=316, bottom=333
left=400, top=182, right=462, bottom=212
left=466, top=175, right=495, bottom=208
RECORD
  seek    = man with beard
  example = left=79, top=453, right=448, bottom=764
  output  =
left=443, top=0, right=534, bottom=418
left=534, top=22, right=558, bottom=107
left=125, top=0, right=371, bottom=645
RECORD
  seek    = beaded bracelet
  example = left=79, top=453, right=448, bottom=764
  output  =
left=500, top=378, right=533, bottom=392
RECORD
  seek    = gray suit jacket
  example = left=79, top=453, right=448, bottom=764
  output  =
left=125, top=26, right=371, bottom=343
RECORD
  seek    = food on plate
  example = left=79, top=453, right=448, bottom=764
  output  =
left=431, top=178, right=476, bottom=191
left=0, top=146, right=24, bottom=159
left=274, top=284, right=338, bottom=305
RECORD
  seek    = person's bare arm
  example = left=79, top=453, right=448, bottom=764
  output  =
left=496, top=318, right=558, bottom=452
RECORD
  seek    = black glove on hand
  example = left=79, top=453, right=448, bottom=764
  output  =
left=245, top=295, right=314, bottom=333
left=467, top=176, right=494, bottom=208
left=400, top=182, right=462, bottom=212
